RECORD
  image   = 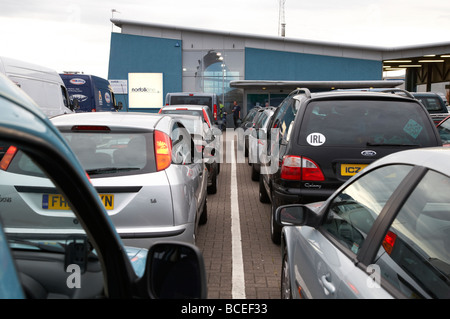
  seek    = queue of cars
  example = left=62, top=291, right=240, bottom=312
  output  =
left=1, top=53, right=449, bottom=299
left=239, top=87, right=448, bottom=299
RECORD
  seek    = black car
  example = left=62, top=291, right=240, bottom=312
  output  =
left=259, top=88, right=443, bottom=244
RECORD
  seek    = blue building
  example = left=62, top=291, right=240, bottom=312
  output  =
left=108, top=19, right=450, bottom=114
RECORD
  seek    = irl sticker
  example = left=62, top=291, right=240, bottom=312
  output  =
left=306, top=133, right=326, bottom=146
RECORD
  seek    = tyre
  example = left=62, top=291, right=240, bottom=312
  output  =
left=281, top=250, right=292, bottom=299
left=270, top=194, right=282, bottom=244
left=199, top=198, right=207, bottom=225
left=207, top=170, right=217, bottom=194
left=259, top=175, right=270, bottom=203
left=251, top=164, right=259, bottom=181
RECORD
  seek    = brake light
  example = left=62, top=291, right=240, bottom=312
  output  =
left=382, top=231, right=397, bottom=255
left=154, top=130, right=172, bottom=171
left=280, top=156, right=325, bottom=181
left=280, top=155, right=301, bottom=180
left=213, top=104, right=217, bottom=120
left=71, top=125, right=110, bottom=132
left=301, top=157, right=325, bottom=181
left=176, top=108, right=188, bottom=110
left=0, top=146, right=18, bottom=171
left=203, top=109, right=212, bottom=127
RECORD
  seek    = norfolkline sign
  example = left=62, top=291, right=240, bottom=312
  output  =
left=128, top=73, right=163, bottom=109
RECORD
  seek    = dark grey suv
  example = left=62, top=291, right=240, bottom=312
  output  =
left=259, top=88, right=443, bottom=244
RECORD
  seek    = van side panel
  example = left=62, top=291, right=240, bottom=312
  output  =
left=61, top=74, right=115, bottom=112
left=0, top=56, right=73, bottom=117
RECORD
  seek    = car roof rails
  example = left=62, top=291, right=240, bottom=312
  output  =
left=375, top=88, right=415, bottom=99
left=289, top=87, right=312, bottom=98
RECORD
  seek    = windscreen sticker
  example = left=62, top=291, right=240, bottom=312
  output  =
left=306, top=133, right=326, bottom=146
left=403, top=119, right=423, bottom=139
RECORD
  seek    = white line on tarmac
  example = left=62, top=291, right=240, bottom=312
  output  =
left=230, top=140, right=246, bottom=299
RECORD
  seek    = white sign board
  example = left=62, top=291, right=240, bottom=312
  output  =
left=109, top=80, right=128, bottom=94
left=128, top=73, right=163, bottom=109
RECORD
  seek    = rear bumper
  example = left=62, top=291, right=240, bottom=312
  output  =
left=118, top=223, right=195, bottom=249
left=273, top=183, right=336, bottom=206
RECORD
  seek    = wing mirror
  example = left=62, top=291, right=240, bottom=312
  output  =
left=275, top=204, right=322, bottom=228
left=147, top=243, right=207, bottom=299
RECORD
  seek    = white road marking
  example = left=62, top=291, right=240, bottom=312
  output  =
left=230, top=140, right=246, bottom=299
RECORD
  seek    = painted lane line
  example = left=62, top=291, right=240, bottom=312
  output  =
left=230, top=140, right=246, bottom=299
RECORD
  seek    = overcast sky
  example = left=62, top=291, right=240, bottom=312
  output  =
left=1, top=0, right=449, bottom=79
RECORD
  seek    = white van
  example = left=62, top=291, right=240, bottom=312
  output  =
left=0, top=56, right=75, bottom=117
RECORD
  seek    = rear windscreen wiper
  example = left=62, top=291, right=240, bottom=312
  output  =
left=366, top=142, right=419, bottom=147
left=86, top=167, right=140, bottom=175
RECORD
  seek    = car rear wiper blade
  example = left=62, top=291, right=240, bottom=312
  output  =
left=86, top=167, right=140, bottom=175
left=366, top=142, right=419, bottom=147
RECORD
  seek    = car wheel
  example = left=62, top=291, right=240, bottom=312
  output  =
left=207, top=170, right=217, bottom=194
left=199, top=198, right=207, bottom=225
left=251, top=164, right=259, bottom=181
left=281, top=251, right=292, bottom=299
left=270, top=195, right=281, bottom=245
left=259, top=175, right=270, bottom=203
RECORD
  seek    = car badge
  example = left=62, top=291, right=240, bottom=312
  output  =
left=361, top=150, right=377, bottom=156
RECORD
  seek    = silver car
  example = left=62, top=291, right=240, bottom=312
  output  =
left=160, top=104, right=221, bottom=194
left=277, top=147, right=450, bottom=299
left=1, top=112, right=208, bottom=249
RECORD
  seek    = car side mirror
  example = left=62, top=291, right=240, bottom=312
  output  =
left=147, top=243, right=207, bottom=299
left=275, top=204, right=322, bottom=228
left=115, top=101, right=123, bottom=111
left=276, top=204, right=307, bottom=226
left=71, top=98, right=79, bottom=111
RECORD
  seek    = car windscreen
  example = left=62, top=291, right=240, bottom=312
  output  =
left=299, top=100, right=435, bottom=147
left=170, top=96, right=212, bottom=107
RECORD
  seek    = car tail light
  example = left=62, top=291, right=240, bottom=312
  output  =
left=202, top=109, right=212, bottom=127
left=280, top=155, right=301, bottom=180
left=213, top=104, right=218, bottom=120
left=280, top=156, right=325, bottom=181
left=382, top=231, right=397, bottom=255
left=154, top=130, right=172, bottom=171
left=0, top=146, right=18, bottom=171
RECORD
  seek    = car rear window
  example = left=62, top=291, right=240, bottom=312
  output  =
left=299, top=100, right=435, bottom=147
left=170, top=96, right=212, bottom=107
left=415, top=96, right=446, bottom=113
left=61, top=132, right=157, bottom=176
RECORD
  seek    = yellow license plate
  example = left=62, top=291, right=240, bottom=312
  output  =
left=43, top=194, right=114, bottom=210
left=341, top=164, right=368, bottom=176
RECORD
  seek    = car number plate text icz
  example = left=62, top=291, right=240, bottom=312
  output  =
left=42, top=194, right=114, bottom=210
left=341, top=164, right=368, bottom=176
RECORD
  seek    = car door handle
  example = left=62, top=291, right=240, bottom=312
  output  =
left=320, top=274, right=336, bottom=295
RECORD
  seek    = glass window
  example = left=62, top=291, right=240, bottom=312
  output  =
left=375, top=169, right=450, bottom=299
left=436, top=119, right=450, bottom=145
left=322, top=165, right=413, bottom=254
left=182, top=49, right=244, bottom=101
left=60, top=132, right=155, bottom=176
left=0, top=145, right=106, bottom=298
left=247, top=94, right=269, bottom=110
left=171, top=124, right=192, bottom=165
left=300, top=100, right=433, bottom=147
